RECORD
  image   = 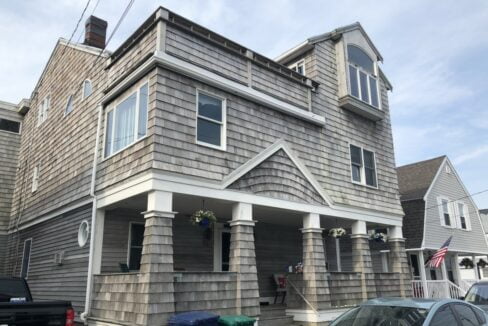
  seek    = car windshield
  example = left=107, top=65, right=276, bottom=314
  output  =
left=466, top=284, right=488, bottom=305
left=330, top=305, right=428, bottom=326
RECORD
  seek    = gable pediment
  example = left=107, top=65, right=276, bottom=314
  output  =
left=222, top=140, right=331, bottom=206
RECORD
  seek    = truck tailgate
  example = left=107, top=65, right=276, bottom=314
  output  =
left=0, top=300, right=71, bottom=326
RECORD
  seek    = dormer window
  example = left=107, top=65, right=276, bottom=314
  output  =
left=289, top=60, right=305, bottom=75
left=347, top=45, right=379, bottom=108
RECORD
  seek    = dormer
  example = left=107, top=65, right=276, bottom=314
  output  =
left=334, top=25, right=385, bottom=121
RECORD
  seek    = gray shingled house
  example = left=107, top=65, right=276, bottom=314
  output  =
left=2, top=7, right=411, bottom=326
left=397, top=156, right=488, bottom=299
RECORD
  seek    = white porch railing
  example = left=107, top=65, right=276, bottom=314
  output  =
left=412, top=280, right=466, bottom=299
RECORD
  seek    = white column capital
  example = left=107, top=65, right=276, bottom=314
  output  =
left=232, top=202, right=253, bottom=221
left=147, top=190, right=173, bottom=212
left=388, top=225, right=404, bottom=240
left=352, top=220, right=367, bottom=235
left=303, top=213, right=321, bottom=229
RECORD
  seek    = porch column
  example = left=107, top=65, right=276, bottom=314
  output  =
left=418, top=251, right=428, bottom=297
left=388, top=226, right=410, bottom=297
left=453, top=253, right=462, bottom=285
left=138, top=191, right=175, bottom=325
left=351, top=221, right=376, bottom=300
left=473, top=255, right=481, bottom=280
left=229, top=202, right=260, bottom=317
left=301, top=213, right=331, bottom=310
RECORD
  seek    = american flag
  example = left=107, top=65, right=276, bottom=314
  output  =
left=426, top=236, right=452, bottom=268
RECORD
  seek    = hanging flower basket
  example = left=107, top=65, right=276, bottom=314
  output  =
left=190, top=210, right=217, bottom=228
left=329, top=227, right=346, bottom=238
left=460, top=258, right=475, bottom=269
left=370, top=232, right=388, bottom=243
left=478, top=259, right=488, bottom=269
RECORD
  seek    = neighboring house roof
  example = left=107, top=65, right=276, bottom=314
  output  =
left=396, top=156, right=446, bottom=201
left=480, top=209, right=488, bottom=215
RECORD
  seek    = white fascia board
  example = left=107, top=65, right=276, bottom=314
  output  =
left=154, top=51, right=325, bottom=126
left=221, top=139, right=333, bottom=206
left=274, top=40, right=311, bottom=64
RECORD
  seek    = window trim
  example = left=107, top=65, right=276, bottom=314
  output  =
left=103, top=80, right=150, bottom=159
left=346, top=44, right=381, bottom=110
left=20, top=238, right=33, bottom=279
left=64, top=94, right=74, bottom=116
left=348, top=143, right=379, bottom=189
left=438, top=196, right=455, bottom=228
left=288, top=60, right=306, bottom=76
left=31, top=165, right=39, bottom=193
left=455, top=201, right=471, bottom=231
left=0, top=118, right=22, bottom=134
left=82, top=79, right=93, bottom=100
left=37, top=95, right=50, bottom=126
left=195, top=89, right=227, bottom=151
left=127, top=221, right=145, bottom=270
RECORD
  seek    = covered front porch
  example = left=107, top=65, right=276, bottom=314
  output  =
left=409, top=250, right=486, bottom=299
left=86, top=190, right=410, bottom=326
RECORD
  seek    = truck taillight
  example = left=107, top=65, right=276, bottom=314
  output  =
left=65, top=308, right=75, bottom=326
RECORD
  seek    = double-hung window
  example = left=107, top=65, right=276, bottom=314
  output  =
left=347, top=45, right=379, bottom=108
left=439, top=197, right=452, bottom=227
left=37, top=96, right=50, bottom=126
left=196, top=91, right=226, bottom=150
left=457, top=202, right=470, bottom=230
left=289, top=60, right=305, bottom=75
left=350, top=144, right=377, bottom=187
left=104, top=82, right=148, bottom=157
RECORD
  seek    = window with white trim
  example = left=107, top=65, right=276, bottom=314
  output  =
left=347, top=45, right=379, bottom=108
left=37, top=96, right=50, bottom=126
left=82, top=79, right=93, bottom=99
left=65, top=94, right=74, bottom=115
left=457, top=202, right=470, bottom=230
left=0, top=118, right=20, bottom=133
left=350, top=144, right=377, bottom=187
left=31, top=165, right=39, bottom=192
left=289, top=60, right=305, bottom=75
left=128, top=223, right=144, bottom=270
left=196, top=91, right=226, bottom=150
left=20, top=239, right=32, bottom=279
left=439, top=197, right=452, bottom=227
left=104, top=82, right=148, bottom=157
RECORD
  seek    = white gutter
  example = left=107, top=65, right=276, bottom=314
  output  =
left=81, top=105, right=103, bottom=323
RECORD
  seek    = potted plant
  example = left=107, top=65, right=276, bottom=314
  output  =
left=329, top=227, right=346, bottom=238
left=460, top=258, right=475, bottom=269
left=190, top=209, right=217, bottom=228
left=370, top=232, right=388, bottom=243
left=478, top=259, right=488, bottom=269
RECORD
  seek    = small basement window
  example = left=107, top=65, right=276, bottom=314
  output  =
left=104, top=82, right=149, bottom=157
left=350, top=144, right=377, bottom=187
left=0, top=118, right=21, bottom=133
left=196, top=91, right=226, bottom=150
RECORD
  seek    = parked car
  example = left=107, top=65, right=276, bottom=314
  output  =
left=329, top=297, right=487, bottom=326
left=0, top=277, right=74, bottom=326
left=465, top=281, right=488, bottom=312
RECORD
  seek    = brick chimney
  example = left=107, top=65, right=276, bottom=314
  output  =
left=84, top=15, right=107, bottom=49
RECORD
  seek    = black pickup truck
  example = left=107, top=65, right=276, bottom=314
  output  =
left=0, top=277, right=74, bottom=326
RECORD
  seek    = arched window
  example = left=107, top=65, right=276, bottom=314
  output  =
left=347, top=45, right=379, bottom=108
left=82, top=79, right=93, bottom=99
left=65, top=94, right=74, bottom=115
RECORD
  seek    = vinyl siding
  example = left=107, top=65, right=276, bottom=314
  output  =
left=5, top=204, right=91, bottom=318
left=424, top=161, right=488, bottom=253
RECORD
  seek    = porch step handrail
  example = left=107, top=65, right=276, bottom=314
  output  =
left=286, top=277, right=318, bottom=314
left=411, top=280, right=466, bottom=299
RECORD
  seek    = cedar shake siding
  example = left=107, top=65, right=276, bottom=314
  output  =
left=401, top=199, right=425, bottom=249
left=5, top=204, right=91, bottom=317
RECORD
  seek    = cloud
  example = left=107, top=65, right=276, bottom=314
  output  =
left=454, top=145, right=488, bottom=165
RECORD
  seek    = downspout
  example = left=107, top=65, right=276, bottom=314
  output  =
left=81, top=104, right=103, bottom=323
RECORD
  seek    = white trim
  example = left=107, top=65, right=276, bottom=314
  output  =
left=64, top=94, right=74, bottom=116
left=77, top=219, right=90, bottom=248
left=286, top=308, right=350, bottom=323
left=437, top=195, right=454, bottom=228
left=96, top=171, right=404, bottom=226
left=348, top=143, right=378, bottom=189
left=8, top=199, right=93, bottom=233
left=82, top=79, right=93, bottom=100
left=335, top=238, right=342, bottom=272
left=195, top=89, right=227, bottom=151
left=103, top=79, right=149, bottom=159
left=288, top=59, right=306, bottom=76
left=153, top=51, right=325, bottom=126
left=20, top=238, right=33, bottom=279
left=221, top=139, right=333, bottom=205
left=127, top=221, right=144, bottom=269
left=213, top=223, right=231, bottom=271
left=274, top=40, right=310, bottom=63
left=31, top=165, right=39, bottom=193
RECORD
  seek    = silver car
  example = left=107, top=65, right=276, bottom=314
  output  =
left=329, top=297, right=488, bottom=326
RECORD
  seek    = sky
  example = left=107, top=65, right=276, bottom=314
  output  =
left=1, top=0, right=487, bottom=208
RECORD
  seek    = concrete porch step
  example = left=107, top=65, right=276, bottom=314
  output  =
left=260, top=304, right=287, bottom=317
left=259, top=315, right=294, bottom=326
